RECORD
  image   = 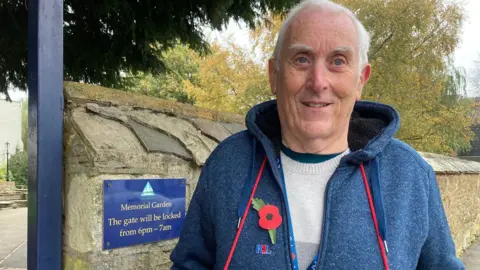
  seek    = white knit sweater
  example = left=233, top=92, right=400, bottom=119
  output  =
left=280, top=149, right=350, bottom=269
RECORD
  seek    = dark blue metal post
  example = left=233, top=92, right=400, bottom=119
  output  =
left=28, top=0, right=64, bottom=269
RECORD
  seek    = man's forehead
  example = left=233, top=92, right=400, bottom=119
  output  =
left=290, top=8, right=356, bottom=32
left=284, top=8, right=358, bottom=50
left=288, top=44, right=354, bottom=54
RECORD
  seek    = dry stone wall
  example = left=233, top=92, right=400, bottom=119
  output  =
left=62, top=82, right=245, bottom=270
left=0, top=181, right=15, bottom=192
left=420, top=152, right=480, bottom=256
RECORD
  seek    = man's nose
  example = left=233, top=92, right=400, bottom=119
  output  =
left=308, top=61, right=329, bottom=92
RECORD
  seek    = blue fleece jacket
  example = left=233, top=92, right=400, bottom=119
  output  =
left=170, top=100, right=465, bottom=270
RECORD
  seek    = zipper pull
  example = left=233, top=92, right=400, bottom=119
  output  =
left=384, top=240, right=389, bottom=253
left=237, top=218, right=241, bottom=229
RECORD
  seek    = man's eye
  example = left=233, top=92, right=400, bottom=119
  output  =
left=333, top=58, right=345, bottom=66
left=296, top=57, right=309, bottom=64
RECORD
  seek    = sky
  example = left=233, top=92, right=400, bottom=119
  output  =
left=5, top=0, right=480, bottom=101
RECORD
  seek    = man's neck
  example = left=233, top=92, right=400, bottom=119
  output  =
left=281, top=129, right=349, bottom=155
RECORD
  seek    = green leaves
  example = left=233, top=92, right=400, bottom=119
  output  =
left=470, top=54, right=480, bottom=95
left=21, top=100, right=27, bottom=152
left=124, top=43, right=199, bottom=104
left=1, top=0, right=298, bottom=97
left=0, top=147, right=28, bottom=187
left=186, top=15, right=281, bottom=114
left=252, top=198, right=266, bottom=211
left=268, top=228, right=276, bottom=245
left=337, top=0, right=473, bottom=155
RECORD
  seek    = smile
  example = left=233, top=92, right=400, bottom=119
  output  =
left=303, top=102, right=331, bottom=108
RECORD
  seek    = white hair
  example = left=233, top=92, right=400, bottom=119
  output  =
left=273, top=0, right=371, bottom=71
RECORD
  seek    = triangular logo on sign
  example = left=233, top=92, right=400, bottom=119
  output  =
left=141, top=182, right=155, bottom=197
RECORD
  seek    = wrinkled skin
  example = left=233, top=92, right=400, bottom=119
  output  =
left=269, top=8, right=371, bottom=154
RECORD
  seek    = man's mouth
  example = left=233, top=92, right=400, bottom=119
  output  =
left=303, top=102, right=331, bottom=108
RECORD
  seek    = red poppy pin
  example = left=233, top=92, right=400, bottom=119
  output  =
left=252, top=198, right=282, bottom=244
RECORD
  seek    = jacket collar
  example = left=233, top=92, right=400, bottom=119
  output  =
left=245, top=100, right=400, bottom=164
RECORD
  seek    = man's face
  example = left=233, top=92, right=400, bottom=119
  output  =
left=269, top=9, right=371, bottom=151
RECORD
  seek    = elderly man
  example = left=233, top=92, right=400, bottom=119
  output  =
left=170, top=0, right=464, bottom=269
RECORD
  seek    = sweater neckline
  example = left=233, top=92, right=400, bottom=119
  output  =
left=280, top=144, right=344, bottom=164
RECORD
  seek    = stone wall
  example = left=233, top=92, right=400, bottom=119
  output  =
left=62, top=82, right=245, bottom=270
left=420, top=152, right=480, bottom=256
left=63, top=82, right=480, bottom=269
left=0, top=181, right=27, bottom=209
left=0, top=181, right=16, bottom=192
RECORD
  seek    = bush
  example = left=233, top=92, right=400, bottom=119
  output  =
left=0, top=162, right=13, bottom=182
left=8, top=148, right=28, bottom=188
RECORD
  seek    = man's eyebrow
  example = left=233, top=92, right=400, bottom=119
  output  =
left=332, top=46, right=354, bottom=55
left=288, top=44, right=314, bottom=53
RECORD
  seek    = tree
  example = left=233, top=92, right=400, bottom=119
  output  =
left=185, top=15, right=281, bottom=114
left=124, top=43, right=200, bottom=104
left=8, top=147, right=28, bottom=188
left=0, top=0, right=298, bottom=100
left=0, top=162, right=13, bottom=182
left=21, top=100, right=27, bottom=152
left=336, top=0, right=474, bottom=154
left=441, top=57, right=467, bottom=107
left=426, top=57, right=475, bottom=154
left=470, top=54, right=480, bottom=94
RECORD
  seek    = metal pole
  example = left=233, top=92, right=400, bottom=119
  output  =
left=5, top=142, right=9, bottom=181
left=28, top=0, right=63, bottom=269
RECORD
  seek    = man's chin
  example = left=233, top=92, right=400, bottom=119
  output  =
left=298, top=125, right=332, bottom=142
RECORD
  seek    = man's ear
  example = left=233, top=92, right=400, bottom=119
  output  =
left=268, top=58, right=277, bottom=95
left=356, top=64, right=371, bottom=100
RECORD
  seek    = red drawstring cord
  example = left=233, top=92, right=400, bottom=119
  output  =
left=360, top=163, right=390, bottom=270
left=224, top=156, right=268, bottom=270
left=225, top=159, right=388, bottom=270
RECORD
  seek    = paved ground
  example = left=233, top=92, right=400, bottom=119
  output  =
left=462, top=238, right=480, bottom=270
left=0, top=207, right=27, bottom=270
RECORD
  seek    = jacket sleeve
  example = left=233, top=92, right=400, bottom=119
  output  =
left=170, top=164, right=216, bottom=269
left=416, top=168, right=465, bottom=270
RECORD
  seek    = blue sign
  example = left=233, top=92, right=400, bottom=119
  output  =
left=103, top=178, right=186, bottom=249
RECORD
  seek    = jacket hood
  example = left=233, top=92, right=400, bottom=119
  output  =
left=245, top=99, right=400, bottom=164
